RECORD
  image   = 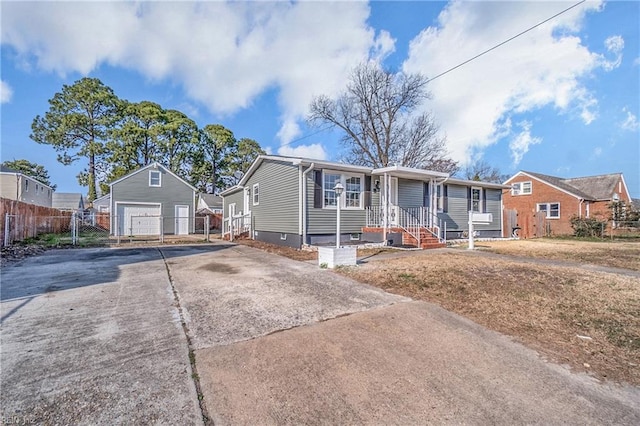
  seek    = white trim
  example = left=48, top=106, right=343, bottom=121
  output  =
left=537, top=202, right=560, bottom=219
left=511, top=181, right=532, bottom=195
left=322, top=169, right=365, bottom=210
left=114, top=201, right=162, bottom=236
left=174, top=204, right=190, bottom=235
left=471, top=186, right=483, bottom=213
left=149, top=170, right=162, bottom=187
left=252, top=183, right=259, bottom=206
left=109, top=162, right=197, bottom=192
left=372, top=165, right=448, bottom=179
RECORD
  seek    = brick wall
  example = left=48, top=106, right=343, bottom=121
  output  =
left=502, top=176, right=582, bottom=238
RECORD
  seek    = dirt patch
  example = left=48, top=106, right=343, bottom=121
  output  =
left=1, top=244, right=48, bottom=267
left=470, top=239, right=640, bottom=271
left=336, top=251, right=640, bottom=386
left=233, top=239, right=318, bottom=261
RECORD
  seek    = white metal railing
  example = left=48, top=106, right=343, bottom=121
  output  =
left=365, top=206, right=445, bottom=245
left=223, top=213, right=252, bottom=241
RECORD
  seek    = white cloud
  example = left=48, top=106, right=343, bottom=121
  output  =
left=592, top=146, right=602, bottom=157
left=620, top=107, right=640, bottom=131
left=0, top=80, right=13, bottom=103
left=1, top=1, right=393, bottom=145
left=278, top=143, right=327, bottom=160
left=601, top=35, right=624, bottom=71
left=509, top=121, right=542, bottom=166
left=402, top=0, right=614, bottom=164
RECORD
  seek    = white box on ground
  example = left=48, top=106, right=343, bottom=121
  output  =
left=318, top=246, right=357, bottom=268
left=471, top=212, right=492, bottom=223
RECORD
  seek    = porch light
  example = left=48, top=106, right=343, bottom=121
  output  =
left=334, top=182, right=344, bottom=248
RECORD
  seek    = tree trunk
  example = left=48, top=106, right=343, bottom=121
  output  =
left=88, top=152, right=97, bottom=202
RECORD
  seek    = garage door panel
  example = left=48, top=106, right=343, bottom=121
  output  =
left=117, top=204, right=161, bottom=236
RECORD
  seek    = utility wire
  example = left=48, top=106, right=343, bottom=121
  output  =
left=426, top=0, right=586, bottom=83
left=280, top=0, right=587, bottom=148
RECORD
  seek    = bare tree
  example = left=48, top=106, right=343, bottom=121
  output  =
left=308, top=63, right=457, bottom=173
left=459, top=160, right=509, bottom=183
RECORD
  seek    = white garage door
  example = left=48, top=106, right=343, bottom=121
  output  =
left=117, top=204, right=161, bottom=236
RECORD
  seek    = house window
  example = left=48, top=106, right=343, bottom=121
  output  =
left=323, top=171, right=363, bottom=209
left=252, top=183, right=259, bottom=206
left=25, top=180, right=29, bottom=192
left=436, top=184, right=444, bottom=211
left=350, top=233, right=361, bottom=241
left=471, top=187, right=482, bottom=212
left=280, top=233, right=287, bottom=240
left=149, top=170, right=161, bottom=187
left=537, top=202, right=560, bottom=219
left=512, top=181, right=532, bottom=195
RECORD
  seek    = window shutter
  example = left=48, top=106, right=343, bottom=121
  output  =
left=443, top=185, right=448, bottom=213
left=467, top=187, right=472, bottom=212
left=482, top=189, right=487, bottom=213
left=423, top=182, right=430, bottom=207
left=364, top=175, right=372, bottom=207
left=313, top=170, right=323, bottom=208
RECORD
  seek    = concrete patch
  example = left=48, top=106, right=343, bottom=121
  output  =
left=196, top=301, right=640, bottom=425
left=0, top=247, right=203, bottom=424
left=161, top=243, right=408, bottom=350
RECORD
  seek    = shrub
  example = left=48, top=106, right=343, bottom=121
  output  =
left=570, top=215, right=607, bottom=238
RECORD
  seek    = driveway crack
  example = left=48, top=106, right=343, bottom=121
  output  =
left=157, top=248, right=212, bottom=425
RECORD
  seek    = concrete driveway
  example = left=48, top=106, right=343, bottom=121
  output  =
left=2, top=242, right=639, bottom=424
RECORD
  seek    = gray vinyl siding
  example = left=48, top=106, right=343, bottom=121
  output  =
left=111, top=167, right=195, bottom=234
left=397, top=179, right=423, bottom=207
left=306, top=170, right=369, bottom=234
left=222, top=189, right=244, bottom=218
left=438, top=185, right=501, bottom=231
left=0, top=173, right=53, bottom=207
left=245, top=160, right=299, bottom=234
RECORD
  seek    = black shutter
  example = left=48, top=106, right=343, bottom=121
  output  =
left=364, top=175, right=372, bottom=207
left=423, top=182, right=430, bottom=207
left=467, top=187, right=472, bottom=212
left=443, top=185, right=448, bottom=213
left=482, top=189, right=487, bottom=213
left=313, top=170, right=323, bottom=209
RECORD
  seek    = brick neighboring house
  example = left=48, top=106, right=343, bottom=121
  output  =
left=503, top=171, right=632, bottom=238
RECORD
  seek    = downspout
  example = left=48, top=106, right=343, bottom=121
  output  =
left=383, top=173, right=388, bottom=243
left=301, top=163, right=315, bottom=247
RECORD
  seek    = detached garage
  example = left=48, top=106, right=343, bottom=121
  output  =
left=109, top=163, right=196, bottom=236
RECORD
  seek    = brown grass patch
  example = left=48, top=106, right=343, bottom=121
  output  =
left=472, top=239, right=640, bottom=271
left=337, top=251, right=640, bottom=385
left=234, top=239, right=318, bottom=261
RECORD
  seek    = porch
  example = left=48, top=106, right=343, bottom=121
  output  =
left=364, top=206, right=446, bottom=249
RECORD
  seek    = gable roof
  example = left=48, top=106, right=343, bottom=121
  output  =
left=109, top=162, right=197, bottom=192
left=198, top=193, right=222, bottom=208
left=52, top=193, right=85, bottom=210
left=506, top=171, right=625, bottom=201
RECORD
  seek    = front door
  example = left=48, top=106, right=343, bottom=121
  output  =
left=389, top=177, right=398, bottom=226
left=175, top=205, right=189, bottom=235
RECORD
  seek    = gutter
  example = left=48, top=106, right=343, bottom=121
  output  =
left=301, top=163, right=315, bottom=246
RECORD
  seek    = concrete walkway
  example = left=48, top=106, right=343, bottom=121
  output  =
left=2, top=242, right=639, bottom=424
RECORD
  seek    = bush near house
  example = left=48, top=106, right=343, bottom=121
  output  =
left=570, top=215, right=607, bottom=238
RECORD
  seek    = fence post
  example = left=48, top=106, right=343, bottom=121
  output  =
left=205, top=215, right=210, bottom=242
left=4, top=213, right=10, bottom=247
left=160, top=216, right=164, bottom=243
left=71, top=212, right=77, bottom=245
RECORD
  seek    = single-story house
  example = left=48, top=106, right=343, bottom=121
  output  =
left=197, top=193, right=223, bottom=214
left=109, top=163, right=197, bottom=236
left=52, top=192, right=86, bottom=212
left=503, top=171, right=632, bottom=238
left=0, top=165, right=53, bottom=207
left=91, top=193, right=111, bottom=213
left=221, top=155, right=507, bottom=249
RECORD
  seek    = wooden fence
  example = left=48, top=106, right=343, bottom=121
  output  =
left=1, top=198, right=72, bottom=246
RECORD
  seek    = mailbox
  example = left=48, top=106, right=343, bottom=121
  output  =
left=471, top=212, right=493, bottom=223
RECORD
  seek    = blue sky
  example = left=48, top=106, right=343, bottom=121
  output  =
left=1, top=1, right=639, bottom=197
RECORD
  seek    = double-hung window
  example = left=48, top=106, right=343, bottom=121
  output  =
left=537, top=202, right=560, bottom=218
left=149, top=170, right=161, bottom=187
left=436, top=184, right=444, bottom=212
left=323, top=171, right=363, bottom=209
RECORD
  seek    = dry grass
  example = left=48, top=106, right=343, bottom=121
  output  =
left=471, top=239, right=640, bottom=271
left=337, top=251, right=640, bottom=386
left=234, top=239, right=394, bottom=262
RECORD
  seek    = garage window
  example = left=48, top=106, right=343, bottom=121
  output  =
left=149, top=170, right=161, bottom=187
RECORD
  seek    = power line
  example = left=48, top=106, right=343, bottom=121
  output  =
left=426, top=0, right=587, bottom=83
left=281, top=0, right=587, bottom=148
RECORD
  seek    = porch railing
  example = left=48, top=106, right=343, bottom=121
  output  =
left=222, top=213, right=252, bottom=241
left=366, top=206, right=445, bottom=245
